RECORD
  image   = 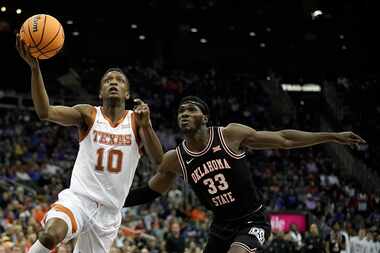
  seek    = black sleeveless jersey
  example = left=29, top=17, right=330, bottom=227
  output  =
left=176, top=127, right=263, bottom=220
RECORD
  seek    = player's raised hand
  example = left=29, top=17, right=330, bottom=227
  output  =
left=15, top=33, right=38, bottom=67
left=133, top=98, right=151, bottom=128
left=334, top=131, right=366, bottom=145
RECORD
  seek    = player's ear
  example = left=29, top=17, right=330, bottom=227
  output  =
left=99, top=82, right=103, bottom=99
left=125, top=92, right=130, bottom=100
left=203, top=115, right=208, bottom=124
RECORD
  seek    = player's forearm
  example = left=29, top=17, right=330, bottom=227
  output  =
left=30, top=63, right=50, bottom=120
left=279, top=130, right=337, bottom=149
left=124, top=185, right=161, bottom=207
left=139, top=124, right=163, bottom=165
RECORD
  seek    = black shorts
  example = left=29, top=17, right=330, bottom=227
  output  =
left=203, top=209, right=271, bottom=253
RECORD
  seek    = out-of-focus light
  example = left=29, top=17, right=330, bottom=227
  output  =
left=311, top=10, right=323, bottom=19
left=249, top=32, right=256, bottom=37
left=190, top=27, right=198, bottom=33
left=1, top=7, right=6, bottom=12
left=259, top=42, right=266, bottom=48
left=16, top=8, right=22, bottom=14
left=66, top=20, right=74, bottom=25
left=131, top=24, right=138, bottom=29
left=139, top=35, right=146, bottom=40
left=281, top=83, right=321, bottom=92
left=72, top=31, right=80, bottom=36
left=266, top=27, right=271, bottom=32
left=341, top=45, right=347, bottom=50
left=339, top=34, right=344, bottom=39
left=200, top=38, right=207, bottom=43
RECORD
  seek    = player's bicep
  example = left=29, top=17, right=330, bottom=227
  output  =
left=148, top=170, right=177, bottom=194
left=46, top=105, right=83, bottom=127
left=243, top=131, right=287, bottom=149
left=148, top=150, right=180, bottom=193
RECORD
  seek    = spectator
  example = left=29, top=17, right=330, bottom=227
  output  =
left=165, top=221, right=185, bottom=253
left=304, top=223, right=324, bottom=253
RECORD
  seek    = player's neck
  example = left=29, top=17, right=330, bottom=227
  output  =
left=184, top=126, right=209, bottom=152
left=102, top=100, right=125, bottom=123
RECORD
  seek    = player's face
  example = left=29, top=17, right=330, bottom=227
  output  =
left=99, top=71, right=129, bottom=100
left=177, top=103, right=207, bottom=132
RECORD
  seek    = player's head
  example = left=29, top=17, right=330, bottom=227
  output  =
left=309, top=223, right=319, bottom=236
left=177, top=96, right=209, bottom=133
left=99, top=68, right=129, bottom=101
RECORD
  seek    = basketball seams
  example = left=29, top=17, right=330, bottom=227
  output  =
left=38, top=24, right=62, bottom=51
left=27, top=20, right=48, bottom=58
left=36, top=15, right=48, bottom=48
left=27, top=20, right=39, bottom=48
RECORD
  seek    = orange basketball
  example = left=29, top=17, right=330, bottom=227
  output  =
left=19, top=14, right=65, bottom=60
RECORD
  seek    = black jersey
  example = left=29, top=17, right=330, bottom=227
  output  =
left=176, top=127, right=263, bottom=220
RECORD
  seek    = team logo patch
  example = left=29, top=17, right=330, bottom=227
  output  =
left=248, top=227, right=265, bottom=245
left=212, top=145, right=221, bottom=152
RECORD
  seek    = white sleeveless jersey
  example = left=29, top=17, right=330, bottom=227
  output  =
left=70, top=106, right=141, bottom=209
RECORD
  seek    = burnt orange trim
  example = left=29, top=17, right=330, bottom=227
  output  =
left=51, top=203, right=78, bottom=233
left=100, top=107, right=129, bottom=128
left=79, top=106, right=96, bottom=142
left=131, top=112, right=144, bottom=155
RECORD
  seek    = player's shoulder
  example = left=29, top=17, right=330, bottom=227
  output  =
left=164, top=149, right=179, bottom=161
left=222, top=123, right=256, bottom=136
left=73, top=104, right=96, bottom=115
left=160, top=149, right=181, bottom=174
left=73, top=104, right=97, bottom=128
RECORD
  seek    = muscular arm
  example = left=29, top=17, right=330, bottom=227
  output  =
left=138, top=125, right=164, bottom=165
left=124, top=150, right=180, bottom=207
left=30, top=63, right=91, bottom=127
left=223, top=123, right=365, bottom=151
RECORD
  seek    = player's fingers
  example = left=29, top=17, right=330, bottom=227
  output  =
left=133, top=98, right=144, bottom=105
left=352, top=133, right=366, bottom=143
left=21, top=41, right=29, bottom=57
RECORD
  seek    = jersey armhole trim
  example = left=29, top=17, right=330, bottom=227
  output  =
left=176, top=147, right=188, bottom=182
left=218, top=127, right=246, bottom=159
left=79, top=106, right=96, bottom=143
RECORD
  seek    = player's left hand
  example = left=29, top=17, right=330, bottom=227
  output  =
left=334, top=131, right=366, bottom=145
left=133, top=98, right=151, bottom=128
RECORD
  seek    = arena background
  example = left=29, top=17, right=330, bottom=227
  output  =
left=0, top=0, right=379, bottom=252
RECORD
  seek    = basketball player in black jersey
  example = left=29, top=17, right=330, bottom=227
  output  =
left=124, top=96, right=365, bottom=253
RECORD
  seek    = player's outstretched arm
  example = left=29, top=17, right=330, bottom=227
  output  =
left=133, top=98, right=164, bottom=165
left=224, top=123, right=366, bottom=150
left=124, top=150, right=180, bottom=207
left=16, top=34, right=88, bottom=127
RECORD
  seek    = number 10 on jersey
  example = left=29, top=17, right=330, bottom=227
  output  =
left=96, top=148, right=123, bottom=173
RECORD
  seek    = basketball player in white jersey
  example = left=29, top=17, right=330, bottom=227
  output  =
left=16, top=35, right=163, bottom=253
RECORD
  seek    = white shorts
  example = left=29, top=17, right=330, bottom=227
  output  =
left=42, top=189, right=122, bottom=253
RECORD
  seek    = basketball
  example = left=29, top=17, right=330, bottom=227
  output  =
left=19, top=14, right=65, bottom=60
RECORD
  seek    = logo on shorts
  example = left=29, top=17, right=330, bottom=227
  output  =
left=248, top=227, right=265, bottom=245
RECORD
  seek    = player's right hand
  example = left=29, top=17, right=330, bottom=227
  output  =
left=16, top=33, right=38, bottom=68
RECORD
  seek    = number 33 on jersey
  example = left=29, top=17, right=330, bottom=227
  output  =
left=70, top=106, right=142, bottom=209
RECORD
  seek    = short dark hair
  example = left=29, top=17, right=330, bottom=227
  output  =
left=100, top=67, right=129, bottom=90
left=179, top=96, right=209, bottom=116
left=101, top=67, right=128, bottom=81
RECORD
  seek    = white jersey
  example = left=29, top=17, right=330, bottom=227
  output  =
left=350, top=236, right=369, bottom=253
left=70, top=106, right=141, bottom=209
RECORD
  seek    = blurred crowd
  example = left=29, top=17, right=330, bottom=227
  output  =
left=0, top=66, right=379, bottom=253
left=330, top=76, right=380, bottom=179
